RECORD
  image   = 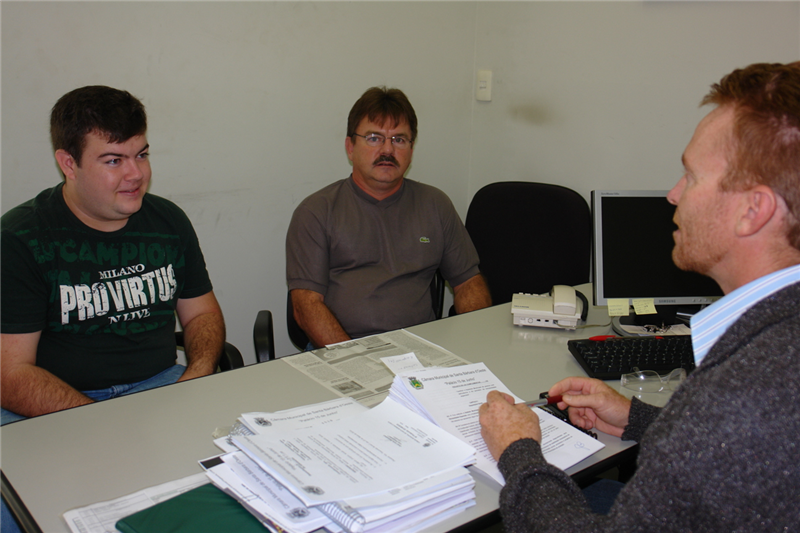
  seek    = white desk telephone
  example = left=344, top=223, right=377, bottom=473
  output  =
left=511, top=285, right=584, bottom=330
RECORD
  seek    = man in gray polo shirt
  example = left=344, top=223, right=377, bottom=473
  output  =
left=286, top=87, right=491, bottom=348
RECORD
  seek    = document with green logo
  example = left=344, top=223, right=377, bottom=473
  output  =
left=388, top=363, right=605, bottom=485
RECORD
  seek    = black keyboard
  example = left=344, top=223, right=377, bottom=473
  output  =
left=567, top=336, right=696, bottom=380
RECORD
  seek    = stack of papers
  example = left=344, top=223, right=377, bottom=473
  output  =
left=208, top=398, right=477, bottom=533
left=388, top=363, right=605, bottom=485
left=63, top=362, right=605, bottom=533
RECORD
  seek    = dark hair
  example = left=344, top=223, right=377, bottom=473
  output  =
left=347, top=86, right=418, bottom=142
left=50, top=85, right=147, bottom=166
left=702, top=62, right=800, bottom=249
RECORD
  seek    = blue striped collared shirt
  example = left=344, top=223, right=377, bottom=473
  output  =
left=690, top=263, right=800, bottom=365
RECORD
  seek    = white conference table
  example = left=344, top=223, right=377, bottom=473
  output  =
left=1, top=284, right=637, bottom=533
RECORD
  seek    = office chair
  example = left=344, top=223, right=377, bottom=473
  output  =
left=286, top=270, right=446, bottom=351
left=253, top=310, right=276, bottom=362
left=430, top=269, right=445, bottom=320
left=465, top=181, right=591, bottom=305
left=174, top=331, right=244, bottom=371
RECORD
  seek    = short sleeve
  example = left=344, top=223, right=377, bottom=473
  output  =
left=286, top=200, right=331, bottom=296
left=1, top=228, right=48, bottom=333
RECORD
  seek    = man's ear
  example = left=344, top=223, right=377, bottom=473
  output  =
left=736, top=185, right=778, bottom=237
left=344, top=136, right=354, bottom=163
left=54, top=150, right=79, bottom=180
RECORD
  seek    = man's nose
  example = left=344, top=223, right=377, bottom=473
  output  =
left=379, top=137, right=395, bottom=153
left=126, top=159, right=146, bottom=180
left=667, top=175, right=686, bottom=206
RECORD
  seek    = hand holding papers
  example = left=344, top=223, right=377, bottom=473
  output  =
left=388, top=363, right=605, bottom=485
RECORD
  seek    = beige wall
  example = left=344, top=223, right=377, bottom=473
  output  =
left=3, top=1, right=799, bottom=362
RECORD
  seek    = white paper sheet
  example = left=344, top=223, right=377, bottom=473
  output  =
left=232, top=399, right=476, bottom=506
left=240, top=397, right=368, bottom=434
left=206, top=452, right=331, bottom=533
left=389, top=363, right=605, bottom=485
left=63, top=473, right=209, bottom=533
left=379, top=352, right=425, bottom=375
left=214, top=397, right=368, bottom=453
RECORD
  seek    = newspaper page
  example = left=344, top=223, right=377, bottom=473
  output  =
left=282, top=329, right=470, bottom=407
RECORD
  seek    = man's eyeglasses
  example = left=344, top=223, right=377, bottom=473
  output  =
left=352, top=133, right=413, bottom=150
left=620, top=367, right=687, bottom=393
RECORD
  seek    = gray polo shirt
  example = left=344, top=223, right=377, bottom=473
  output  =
left=286, top=176, right=480, bottom=338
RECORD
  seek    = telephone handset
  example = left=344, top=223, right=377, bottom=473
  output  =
left=511, top=285, right=586, bottom=330
left=551, top=285, right=577, bottom=315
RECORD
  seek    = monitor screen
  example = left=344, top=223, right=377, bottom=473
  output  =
left=591, top=190, right=723, bottom=307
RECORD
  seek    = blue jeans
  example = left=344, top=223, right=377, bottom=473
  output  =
left=0, top=364, right=186, bottom=426
left=1, top=365, right=186, bottom=533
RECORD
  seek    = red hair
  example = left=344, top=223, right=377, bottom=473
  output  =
left=702, top=62, right=800, bottom=249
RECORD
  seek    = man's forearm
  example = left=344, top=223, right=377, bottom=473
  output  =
left=179, top=311, right=225, bottom=381
left=292, top=290, right=350, bottom=348
left=453, top=274, right=493, bottom=314
left=1, top=365, right=94, bottom=417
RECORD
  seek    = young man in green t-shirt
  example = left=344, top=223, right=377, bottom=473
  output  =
left=1, top=86, right=226, bottom=425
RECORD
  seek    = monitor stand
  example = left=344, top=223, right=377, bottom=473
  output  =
left=611, top=305, right=701, bottom=336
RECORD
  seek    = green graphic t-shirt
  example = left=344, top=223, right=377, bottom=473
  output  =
left=1, top=184, right=213, bottom=390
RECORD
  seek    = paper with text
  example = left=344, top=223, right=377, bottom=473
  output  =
left=389, top=363, right=604, bottom=485
left=282, top=329, right=470, bottom=407
left=232, top=399, right=476, bottom=506
left=380, top=352, right=425, bottom=375
left=63, top=473, right=209, bottom=533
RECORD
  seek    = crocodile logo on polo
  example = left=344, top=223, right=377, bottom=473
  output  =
left=419, top=237, right=431, bottom=243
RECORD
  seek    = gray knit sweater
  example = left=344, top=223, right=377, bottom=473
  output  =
left=497, top=281, right=800, bottom=532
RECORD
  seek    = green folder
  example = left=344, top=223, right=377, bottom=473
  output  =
left=115, top=483, right=267, bottom=533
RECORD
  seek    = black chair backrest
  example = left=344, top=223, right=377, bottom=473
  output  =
left=174, top=331, right=244, bottom=371
left=465, top=182, right=591, bottom=305
left=253, top=310, right=275, bottom=362
left=430, top=269, right=445, bottom=320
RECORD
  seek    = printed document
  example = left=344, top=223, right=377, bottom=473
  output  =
left=63, top=473, right=209, bottom=533
left=239, top=397, right=368, bottom=434
left=232, top=399, right=476, bottom=506
left=206, top=452, right=332, bottom=533
left=215, top=397, right=368, bottom=453
left=388, top=363, right=605, bottom=485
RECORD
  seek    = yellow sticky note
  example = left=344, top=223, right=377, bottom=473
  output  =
left=607, top=299, right=630, bottom=317
left=632, top=299, right=658, bottom=315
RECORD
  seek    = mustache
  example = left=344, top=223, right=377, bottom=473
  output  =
left=373, top=155, right=399, bottom=166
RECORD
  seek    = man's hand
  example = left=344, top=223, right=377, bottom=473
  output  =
left=291, top=289, right=351, bottom=349
left=549, top=377, right=632, bottom=437
left=1, top=331, right=94, bottom=417
left=479, top=390, right=541, bottom=461
left=176, top=292, right=225, bottom=381
left=453, top=274, right=492, bottom=314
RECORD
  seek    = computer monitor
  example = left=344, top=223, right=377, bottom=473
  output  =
left=591, top=190, right=723, bottom=324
